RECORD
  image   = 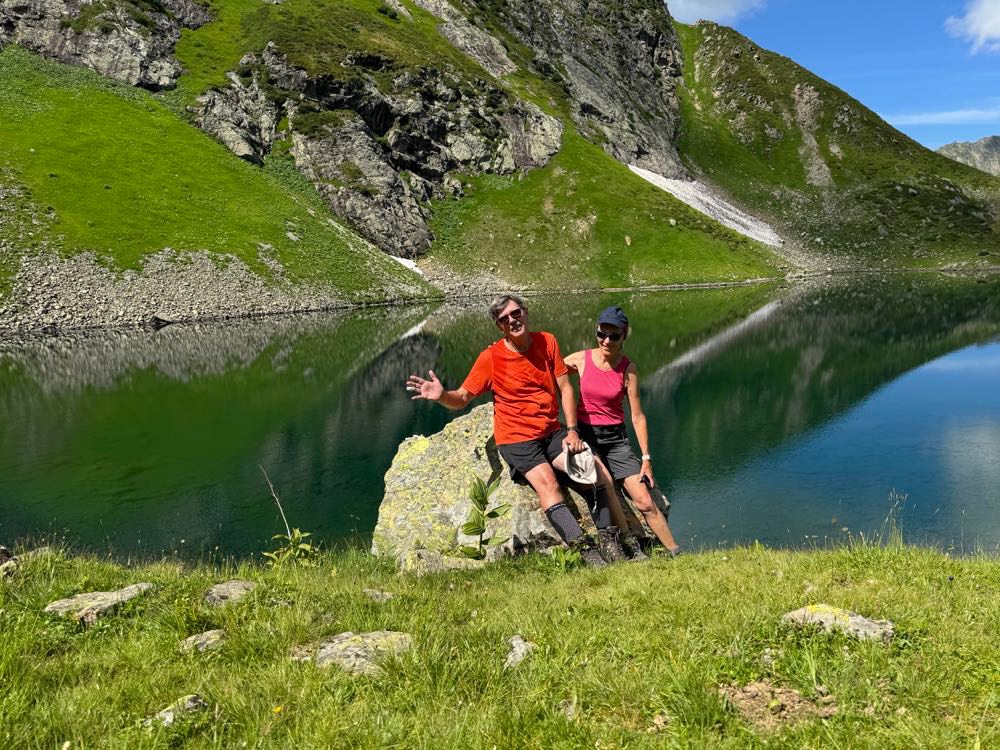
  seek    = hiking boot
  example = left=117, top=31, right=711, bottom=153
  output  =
left=597, top=526, right=628, bottom=564
left=619, top=534, right=649, bottom=562
left=571, top=538, right=608, bottom=568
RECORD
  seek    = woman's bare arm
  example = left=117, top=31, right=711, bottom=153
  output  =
left=624, top=363, right=655, bottom=486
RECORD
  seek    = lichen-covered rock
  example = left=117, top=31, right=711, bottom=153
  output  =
left=180, top=629, right=225, bottom=653
left=399, top=549, right=488, bottom=576
left=0, top=0, right=209, bottom=89
left=781, top=604, right=895, bottom=642
left=44, top=583, right=153, bottom=625
left=291, top=630, right=412, bottom=676
left=204, top=579, right=255, bottom=607
left=372, top=404, right=596, bottom=565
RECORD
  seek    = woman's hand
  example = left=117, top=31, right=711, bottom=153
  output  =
left=406, top=370, right=444, bottom=401
left=639, top=460, right=655, bottom=488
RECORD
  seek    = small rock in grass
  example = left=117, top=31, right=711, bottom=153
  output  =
left=0, top=559, right=16, bottom=580
left=144, top=694, right=208, bottom=728
left=558, top=698, right=579, bottom=720
left=399, top=550, right=487, bottom=576
left=504, top=635, right=536, bottom=669
left=180, top=629, right=225, bottom=653
left=0, top=546, right=12, bottom=564
left=781, top=604, right=894, bottom=642
left=44, top=583, right=153, bottom=626
left=291, top=631, right=412, bottom=676
left=363, top=588, right=395, bottom=603
left=204, top=580, right=255, bottom=607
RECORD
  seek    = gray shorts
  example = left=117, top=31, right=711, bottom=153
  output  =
left=497, top=428, right=568, bottom=481
left=578, top=423, right=642, bottom=481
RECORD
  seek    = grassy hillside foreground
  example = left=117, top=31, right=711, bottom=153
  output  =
left=0, top=47, right=428, bottom=300
left=2, top=543, right=997, bottom=748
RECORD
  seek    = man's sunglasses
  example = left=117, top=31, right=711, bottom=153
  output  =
left=496, top=308, right=524, bottom=326
left=595, top=329, right=623, bottom=342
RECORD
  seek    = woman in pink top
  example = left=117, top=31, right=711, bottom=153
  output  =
left=565, top=306, right=681, bottom=559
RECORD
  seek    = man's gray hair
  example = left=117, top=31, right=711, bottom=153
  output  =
left=488, top=293, right=527, bottom=322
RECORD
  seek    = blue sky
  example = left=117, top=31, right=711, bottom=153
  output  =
left=668, top=0, right=1000, bottom=149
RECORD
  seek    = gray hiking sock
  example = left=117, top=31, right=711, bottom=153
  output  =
left=544, top=502, right=584, bottom=544
left=591, top=484, right=612, bottom=530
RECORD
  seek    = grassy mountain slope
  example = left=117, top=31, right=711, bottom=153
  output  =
left=673, top=22, right=1000, bottom=270
left=164, top=0, right=782, bottom=288
left=0, top=46, right=429, bottom=302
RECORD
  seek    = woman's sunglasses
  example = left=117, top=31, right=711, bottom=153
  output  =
left=496, top=308, right=524, bottom=326
left=595, top=329, right=623, bottom=342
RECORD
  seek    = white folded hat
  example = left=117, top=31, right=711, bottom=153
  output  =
left=562, top=443, right=597, bottom=485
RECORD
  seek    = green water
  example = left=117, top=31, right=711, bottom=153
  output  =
left=2, top=274, right=999, bottom=557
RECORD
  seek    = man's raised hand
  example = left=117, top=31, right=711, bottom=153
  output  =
left=406, top=370, right=444, bottom=401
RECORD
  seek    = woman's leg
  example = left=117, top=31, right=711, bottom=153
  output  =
left=622, top=474, right=680, bottom=551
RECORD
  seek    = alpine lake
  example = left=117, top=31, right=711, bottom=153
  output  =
left=2, top=272, right=999, bottom=559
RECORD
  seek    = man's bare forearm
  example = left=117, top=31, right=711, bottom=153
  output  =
left=560, top=381, right=578, bottom=428
left=437, top=390, right=471, bottom=410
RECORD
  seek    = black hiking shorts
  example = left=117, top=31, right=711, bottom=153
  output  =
left=578, top=423, right=642, bottom=481
left=497, top=428, right=567, bottom=481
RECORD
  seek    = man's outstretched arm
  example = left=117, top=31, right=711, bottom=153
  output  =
left=406, top=370, right=473, bottom=410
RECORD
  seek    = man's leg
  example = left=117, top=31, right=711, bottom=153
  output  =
left=523, top=461, right=585, bottom=545
left=622, top=475, right=680, bottom=552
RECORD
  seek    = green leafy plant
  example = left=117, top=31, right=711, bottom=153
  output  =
left=260, top=466, right=317, bottom=566
left=458, top=475, right=510, bottom=560
left=550, top=546, right=583, bottom=573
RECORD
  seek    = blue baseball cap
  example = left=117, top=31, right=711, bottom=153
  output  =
left=597, top=306, right=629, bottom=329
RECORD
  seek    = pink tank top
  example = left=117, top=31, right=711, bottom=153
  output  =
left=578, top=350, right=630, bottom=426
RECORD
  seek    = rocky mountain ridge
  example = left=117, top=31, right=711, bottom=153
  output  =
left=938, top=136, right=1000, bottom=177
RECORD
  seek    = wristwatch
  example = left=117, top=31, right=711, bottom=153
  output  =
left=641, top=454, right=652, bottom=461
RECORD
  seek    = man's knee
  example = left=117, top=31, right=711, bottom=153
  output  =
left=525, top=463, right=561, bottom=497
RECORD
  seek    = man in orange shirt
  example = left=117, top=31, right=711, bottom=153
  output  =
left=406, top=294, right=622, bottom=566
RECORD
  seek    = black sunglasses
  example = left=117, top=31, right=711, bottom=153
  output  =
left=595, top=329, right=623, bottom=342
left=496, top=308, right=524, bottom=326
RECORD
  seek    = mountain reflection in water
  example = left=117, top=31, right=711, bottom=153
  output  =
left=1, top=274, right=999, bottom=557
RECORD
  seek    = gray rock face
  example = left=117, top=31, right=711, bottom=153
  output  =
left=781, top=604, right=895, bottom=642
left=0, top=0, right=209, bottom=89
left=938, top=136, right=1000, bottom=177
left=204, top=579, right=255, bottom=607
left=195, top=43, right=561, bottom=258
left=468, top=0, right=686, bottom=178
left=372, top=403, right=597, bottom=566
left=291, top=631, right=413, bottom=676
left=144, top=694, right=208, bottom=727
left=44, top=582, right=153, bottom=625
left=291, top=119, right=433, bottom=258
left=196, top=67, right=279, bottom=165
left=180, top=629, right=225, bottom=653
left=411, top=0, right=516, bottom=78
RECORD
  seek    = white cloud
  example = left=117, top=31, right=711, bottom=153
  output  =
left=947, top=0, right=1000, bottom=53
left=885, top=104, right=1000, bottom=126
left=668, top=0, right=766, bottom=24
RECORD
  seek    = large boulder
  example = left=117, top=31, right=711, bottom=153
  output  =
left=372, top=404, right=597, bottom=565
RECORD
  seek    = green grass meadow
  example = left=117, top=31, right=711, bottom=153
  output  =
left=1, top=542, right=997, bottom=748
left=0, top=46, right=429, bottom=299
left=429, top=128, right=782, bottom=289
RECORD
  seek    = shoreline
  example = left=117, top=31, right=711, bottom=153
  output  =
left=3, top=265, right=999, bottom=341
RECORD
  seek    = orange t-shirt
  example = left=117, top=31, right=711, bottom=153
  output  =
left=461, top=331, right=568, bottom=445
